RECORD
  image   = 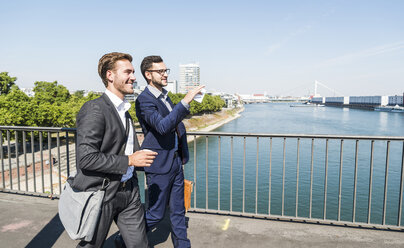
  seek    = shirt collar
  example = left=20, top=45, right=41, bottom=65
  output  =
left=147, top=85, right=168, bottom=99
left=105, top=89, right=131, bottom=112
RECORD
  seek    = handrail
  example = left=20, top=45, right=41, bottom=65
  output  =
left=1, top=126, right=403, bottom=141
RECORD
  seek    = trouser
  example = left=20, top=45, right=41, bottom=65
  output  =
left=145, top=156, right=191, bottom=248
left=77, top=176, right=148, bottom=248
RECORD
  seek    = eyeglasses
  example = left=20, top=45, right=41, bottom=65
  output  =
left=147, top=69, right=170, bottom=75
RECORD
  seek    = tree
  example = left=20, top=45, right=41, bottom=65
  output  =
left=0, top=86, right=34, bottom=126
left=73, top=90, right=85, bottom=98
left=0, top=72, right=17, bottom=95
left=33, top=81, right=70, bottom=104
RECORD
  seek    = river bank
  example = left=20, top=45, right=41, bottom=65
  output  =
left=135, top=106, right=244, bottom=144
left=183, top=107, right=244, bottom=143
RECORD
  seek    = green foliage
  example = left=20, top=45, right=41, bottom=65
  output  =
left=128, top=102, right=138, bottom=123
left=0, top=74, right=104, bottom=128
left=0, top=72, right=224, bottom=131
left=168, top=92, right=185, bottom=105
left=33, top=81, right=70, bottom=104
left=0, top=72, right=17, bottom=95
left=167, top=92, right=225, bottom=115
left=0, top=86, right=34, bottom=126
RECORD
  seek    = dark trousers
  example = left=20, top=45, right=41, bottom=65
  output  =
left=145, top=156, right=190, bottom=248
left=77, top=176, right=148, bottom=248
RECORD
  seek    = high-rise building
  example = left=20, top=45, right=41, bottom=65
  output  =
left=164, top=80, right=178, bottom=94
left=179, top=63, right=200, bottom=94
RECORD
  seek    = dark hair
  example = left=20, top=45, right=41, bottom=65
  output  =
left=98, top=52, right=133, bottom=87
left=140, top=55, right=163, bottom=83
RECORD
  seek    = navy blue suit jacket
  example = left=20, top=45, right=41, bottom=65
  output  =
left=135, top=87, right=190, bottom=174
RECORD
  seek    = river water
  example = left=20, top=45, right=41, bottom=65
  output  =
left=183, top=103, right=404, bottom=225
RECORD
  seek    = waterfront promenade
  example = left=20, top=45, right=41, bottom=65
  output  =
left=1, top=192, right=403, bottom=248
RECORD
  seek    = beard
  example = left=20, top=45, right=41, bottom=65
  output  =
left=151, top=75, right=167, bottom=88
left=116, top=80, right=134, bottom=95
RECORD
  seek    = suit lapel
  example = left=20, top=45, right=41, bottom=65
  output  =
left=144, top=87, right=170, bottom=116
left=166, top=96, right=176, bottom=110
left=101, top=94, right=126, bottom=136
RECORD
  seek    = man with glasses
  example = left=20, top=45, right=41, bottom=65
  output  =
left=135, top=55, right=204, bottom=247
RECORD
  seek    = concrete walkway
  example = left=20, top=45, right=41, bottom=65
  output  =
left=0, top=192, right=403, bottom=248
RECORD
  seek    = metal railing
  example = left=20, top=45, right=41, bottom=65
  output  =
left=0, top=126, right=76, bottom=197
left=185, top=132, right=404, bottom=231
left=1, top=126, right=403, bottom=230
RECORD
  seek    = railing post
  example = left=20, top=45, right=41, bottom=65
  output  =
left=296, top=138, right=300, bottom=217
left=39, top=132, right=44, bottom=193
left=66, top=131, right=70, bottom=177
left=338, top=139, right=344, bottom=221
left=23, top=131, right=28, bottom=192
left=0, top=130, right=4, bottom=189
left=31, top=131, right=36, bottom=192
left=309, top=138, right=314, bottom=218
left=268, top=137, right=272, bottom=215
left=205, top=136, right=208, bottom=210
left=282, top=138, right=286, bottom=216
left=57, top=132, right=62, bottom=194
left=367, top=140, right=375, bottom=224
left=218, top=136, right=221, bottom=211
left=15, top=131, right=20, bottom=191
left=323, top=139, right=329, bottom=220
left=7, top=130, right=12, bottom=190
left=353, top=140, right=359, bottom=223
left=48, top=131, right=53, bottom=195
left=193, top=136, right=196, bottom=209
left=398, top=141, right=404, bottom=226
left=230, top=136, right=233, bottom=212
left=243, top=137, right=246, bottom=213
left=382, top=141, right=390, bottom=225
left=193, top=135, right=197, bottom=208
left=255, top=137, right=259, bottom=214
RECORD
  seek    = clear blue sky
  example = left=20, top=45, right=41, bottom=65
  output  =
left=1, top=0, right=403, bottom=96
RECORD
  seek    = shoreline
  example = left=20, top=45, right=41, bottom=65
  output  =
left=185, top=106, right=244, bottom=143
left=135, top=106, right=245, bottom=144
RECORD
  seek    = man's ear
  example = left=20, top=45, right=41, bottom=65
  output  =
left=106, top=70, right=114, bottom=83
left=145, top=71, right=152, bottom=81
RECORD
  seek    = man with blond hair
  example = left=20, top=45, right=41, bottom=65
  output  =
left=70, top=52, right=156, bottom=247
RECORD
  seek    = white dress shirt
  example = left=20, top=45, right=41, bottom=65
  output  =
left=105, top=89, right=134, bottom=182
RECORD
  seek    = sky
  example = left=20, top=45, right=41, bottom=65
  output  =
left=0, top=0, right=403, bottom=96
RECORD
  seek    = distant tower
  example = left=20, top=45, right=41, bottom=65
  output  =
left=164, top=80, right=178, bottom=93
left=314, top=81, right=320, bottom=97
left=179, top=63, right=200, bottom=94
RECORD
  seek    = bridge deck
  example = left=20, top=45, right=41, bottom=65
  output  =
left=0, top=192, right=403, bottom=248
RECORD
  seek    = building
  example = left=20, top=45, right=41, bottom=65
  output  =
left=238, top=93, right=270, bottom=104
left=179, top=63, right=200, bottom=94
left=164, top=80, right=178, bottom=94
left=21, top=88, right=35, bottom=97
left=123, top=81, right=140, bottom=101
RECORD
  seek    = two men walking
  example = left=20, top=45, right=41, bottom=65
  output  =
left=71, top=52, right=203, bottom=248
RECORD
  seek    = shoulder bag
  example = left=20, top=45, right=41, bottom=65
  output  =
left=58, top=114, right=130, bottom=241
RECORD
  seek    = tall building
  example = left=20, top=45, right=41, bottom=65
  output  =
left=179, top=63, right=200, bottom=94
left=164, top=80, right=178, bottom=94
